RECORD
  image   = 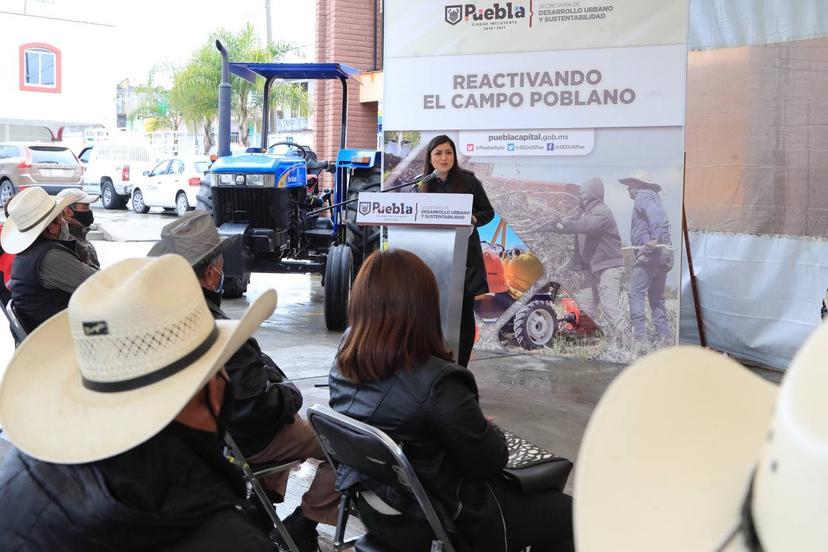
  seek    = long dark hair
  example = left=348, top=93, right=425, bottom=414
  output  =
left=420, top=134, right=460, bottom=193
left=336, top=249, right=453, bottom=382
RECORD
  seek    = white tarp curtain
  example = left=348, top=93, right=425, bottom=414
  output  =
left=679, top=232, right=827, bottom=370
left=689, top=0, right=828, bottom=49
left=679, top=0, right=828, bottom=369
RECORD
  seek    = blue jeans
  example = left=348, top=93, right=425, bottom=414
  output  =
left=629, top=258, right=670, bottom=341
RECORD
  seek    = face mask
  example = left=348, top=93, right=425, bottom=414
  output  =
left=73, top=209, right=94, bottom=228
left=212, top=265, right=225, bottom=295
left=59, top=222, right=71, bottom=241
left=206, top=376, right=234, bottom=441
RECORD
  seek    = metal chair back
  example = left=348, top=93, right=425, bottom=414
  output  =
left=307, top=404, right=456, bottom=552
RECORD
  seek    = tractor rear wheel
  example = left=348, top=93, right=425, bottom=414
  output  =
left=514, top=301, right=558, bottom=350
left=324, top=244, right=353, bottom=331
left=344, top=166, right=381, bottom=268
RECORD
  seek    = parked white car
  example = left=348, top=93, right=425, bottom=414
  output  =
left=131, top=157, right=210, bottom=217
left=82, top=142, right=159, bottom=209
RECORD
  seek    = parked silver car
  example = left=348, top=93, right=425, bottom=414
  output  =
left=0, top=142, right=83, bottom=207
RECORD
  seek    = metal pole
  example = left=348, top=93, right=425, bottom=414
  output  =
left=339, top=77, right=348, bottom=150
left=681, top=154, right=706, bottom=347
left=215, top=41, right=232, bottom=159
left=261, top=78, right=272, bottom=151
left=265, top=0, right=273, bottom=44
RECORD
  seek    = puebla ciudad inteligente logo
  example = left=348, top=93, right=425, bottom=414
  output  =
left=444, top=2, right=528, bottom=26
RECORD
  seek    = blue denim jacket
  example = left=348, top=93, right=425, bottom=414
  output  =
left=630, top=189, right=671, bottom=247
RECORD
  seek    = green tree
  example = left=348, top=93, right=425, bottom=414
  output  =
left=131, top=65, right=184, bottom=132
left=171, top=23, right=309, bottom=153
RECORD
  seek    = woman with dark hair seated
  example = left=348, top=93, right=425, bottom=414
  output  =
left=329, top=249, right=573, bottom=552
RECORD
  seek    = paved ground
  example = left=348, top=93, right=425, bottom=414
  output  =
left=0, top=204, right=782, bottom=549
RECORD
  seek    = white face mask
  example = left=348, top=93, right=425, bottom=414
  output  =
left=59, top=222, right=71, bottom=241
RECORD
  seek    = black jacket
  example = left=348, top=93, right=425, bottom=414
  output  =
left=422, top=169, right=495, bottom=297
left=204, top=288, right=302, bottom=456
left=9, top=237, right=77, bottom=330
left=0, top=423, right=273, bottom=551
left=329, top=355, right=509, bottom=551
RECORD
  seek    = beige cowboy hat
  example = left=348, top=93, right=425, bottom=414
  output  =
left=148, top=210, right=239, bottom=267
left=618, top=169, right=662, bottom=192
left=1, top=187, right=78, bottom=254
left=57, top=187, right=100, bottom=204
left=575, top=334, right=828, bottom=551
left=0, top=254, right=277, bottom=464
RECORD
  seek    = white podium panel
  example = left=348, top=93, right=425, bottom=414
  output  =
left=357, top=192, right=473, bottom=364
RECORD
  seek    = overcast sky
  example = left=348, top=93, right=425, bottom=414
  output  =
left=2, top=0, right=315, bottom=82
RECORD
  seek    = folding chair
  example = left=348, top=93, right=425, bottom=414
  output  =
left=4, top=299, right=28, bottom=345
left=224, top=433, right=303, bottom=552
left=307, top=404, right=456, bottom=552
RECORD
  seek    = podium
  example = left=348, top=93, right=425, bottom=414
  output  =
left=356, top=192, right=474, bottom=361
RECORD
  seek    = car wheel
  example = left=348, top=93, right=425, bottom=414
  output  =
left=101, top=180, right=125, bottom=210
left=175, top=192, right=190, bottom=217
left=0, top=179, right=15, bottom=208
left=131, top=188, right=150, bottom=214
left=513, top=301, right=558, bottom=350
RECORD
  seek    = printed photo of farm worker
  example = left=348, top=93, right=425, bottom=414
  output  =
left=619, top=170, right=674, bottom=354
left=546, top=177, right=625, bottom=342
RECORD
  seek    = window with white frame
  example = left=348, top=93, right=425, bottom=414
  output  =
left=24, top=48, right=56, bottom=87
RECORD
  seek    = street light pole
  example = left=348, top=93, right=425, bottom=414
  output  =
left=265, top=0, right=273, bottom=44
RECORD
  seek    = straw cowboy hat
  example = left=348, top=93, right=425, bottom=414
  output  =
left=0, top=254, right=277, bottom=464
left=57, top=187, right=100, bottom=204
left=618, top=169, right=662, bottom=192
left=148, top=210, right=239, bottom=267
left=0, top=187, right=78, bottom=254
left=575, top=333, right=828, bottom=551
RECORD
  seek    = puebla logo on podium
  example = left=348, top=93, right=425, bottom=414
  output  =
left=445, top=5, right=463, bottom=25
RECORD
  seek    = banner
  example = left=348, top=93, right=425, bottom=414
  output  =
left=384, top=0, right=689, bottom=363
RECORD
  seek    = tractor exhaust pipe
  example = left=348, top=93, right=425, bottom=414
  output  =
left=216, top=40, right=232, bottom=159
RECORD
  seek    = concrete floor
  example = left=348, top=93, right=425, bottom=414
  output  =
left=2, top=204, right=775, bottom=550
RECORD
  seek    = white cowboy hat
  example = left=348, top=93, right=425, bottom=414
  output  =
left=618, top=169, right=662, bottom=192
left=0, top=254, right=277, bottom=464
left=57, top=187, right=99, bottom=204
left=575, top=335, right=828, bottom=551
left=148, top=210, right=239, bottom=267
left=1, top=187, right=78, bottom=254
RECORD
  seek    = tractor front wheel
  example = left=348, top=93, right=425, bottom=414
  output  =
left=324, top=244, right=353, bottom=331
left=223, top=273, right=250, bottom=299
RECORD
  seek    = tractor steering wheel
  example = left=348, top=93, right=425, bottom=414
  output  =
left=268, top=142, right=310, bottom=159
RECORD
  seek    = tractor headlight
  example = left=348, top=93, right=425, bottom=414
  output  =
left=234, top=175, right=246, bottom=186
left=247, top=174, right=264, bottom=187
left=219, top=174, right=234, bottom=186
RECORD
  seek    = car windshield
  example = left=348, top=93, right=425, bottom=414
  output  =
left=30, top=147, right=77, bottom=165
left=193, top=161, right=209, bottom=173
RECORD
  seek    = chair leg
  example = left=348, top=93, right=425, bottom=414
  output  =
left=249, top=474, right=300, bottom=552
left=333, top=494, right=353, bottom=551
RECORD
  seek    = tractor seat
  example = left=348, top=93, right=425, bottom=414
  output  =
left=313, top=217, right=334, bottom=230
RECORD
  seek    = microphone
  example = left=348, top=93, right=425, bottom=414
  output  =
left=413, top=170, right=439, bottom=191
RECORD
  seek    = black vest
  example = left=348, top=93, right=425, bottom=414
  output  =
left=10, top=238, right=77, bottom=331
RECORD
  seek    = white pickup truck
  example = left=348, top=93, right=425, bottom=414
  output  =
left=82, top=143, right=159, bottom=209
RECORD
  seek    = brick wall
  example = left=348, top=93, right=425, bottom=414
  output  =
left=314, top=0, right=382, bottom=163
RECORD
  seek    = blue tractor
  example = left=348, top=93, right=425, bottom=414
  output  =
left=200, top=41, right=381, bottom=330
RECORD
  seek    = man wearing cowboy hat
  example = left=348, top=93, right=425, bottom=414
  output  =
left=0, top=254, right=279, bottom=550
left=149, top=211, right=340, bottom=552
left=1, top=187, right=98, bottom=332
left=57, top=187, right=101, bottom=269
left=574, top=330, right=828, bottom=551
left=619, top=170, right=674, bottom=353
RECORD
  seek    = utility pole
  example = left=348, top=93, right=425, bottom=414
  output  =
left=265, top=0, right=273, bottom=44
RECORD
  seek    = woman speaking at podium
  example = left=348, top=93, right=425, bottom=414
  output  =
left=419, top=135, right=494, bottom=367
